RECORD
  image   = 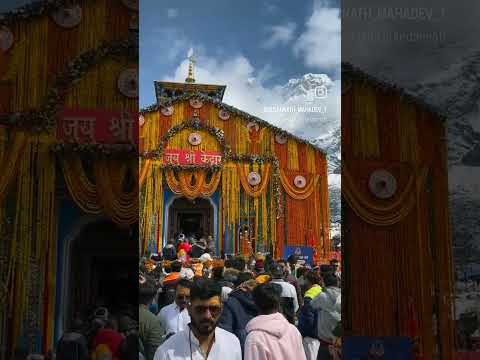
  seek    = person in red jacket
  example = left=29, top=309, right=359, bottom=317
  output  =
left=177, top=239, right=191, bottom=263
left=92, top=318, right=125, bottom=360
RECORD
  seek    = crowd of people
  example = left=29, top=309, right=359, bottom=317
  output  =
left=140, top=233, right=342, bottom=360
left=45, top=233, right=341, bottom=360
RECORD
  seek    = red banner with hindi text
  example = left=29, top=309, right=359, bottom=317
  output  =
left=57, top=109, right=139, bottom=144
left=163, top=149, right=222, bottom=166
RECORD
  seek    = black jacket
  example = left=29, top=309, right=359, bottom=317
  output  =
left=218, top=289, right=258, bottom=354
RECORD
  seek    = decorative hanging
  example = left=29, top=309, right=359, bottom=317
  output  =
left=275, top=133, right=288, bottom=144
left=238, top=163, right=271, bottom=198
left=62, top=157, right=138, bottom=224
left=51, top=5, right=82, bottom=28
left=247, top=122, right=259, bottom=133
left=294, top=175, right=307, bottom=189
left=342, top=166, right=427, bottom=226
left=161, top=105, right=174, bottom=116
left=0, top=26, right=13, bottom=52
left=247, top=171, right=261, bottom=186
left=219, top=109, right=230, bottom=120
left=279, top=170, right=319, bottom=200
left=189, top=98, right=203, bottom=109
left=139, top=115, right=145, bottom=127
left=121, top=0, right=139, bottom=11
left=165, top=169, right=221, bottom=200
left=188, top=132, right=202, bottom=146
left=117, top=68, right=138, bottom=98
left=368, top=169, right=397, bottom=199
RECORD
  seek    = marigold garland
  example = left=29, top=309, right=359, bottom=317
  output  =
left=164, top=169, right=222, bottom=200
left=62, top=156, right=138, bottom=224
left=279, top=170, right=319, bottom=200
left=6, top=37, right=138, bottom=133
left=237, top=162, right=271, bottom=198
left=342, top=166, right=428, bottom=226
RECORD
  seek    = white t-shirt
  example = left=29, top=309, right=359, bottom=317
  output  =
left=153, top=327, right=242, bottom=360
left=271, top=279, right=300, bottom=312
left=157, top=303, right=191, bottom=339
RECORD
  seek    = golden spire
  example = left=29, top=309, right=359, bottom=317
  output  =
left=185, top=51, right=196, bottom=83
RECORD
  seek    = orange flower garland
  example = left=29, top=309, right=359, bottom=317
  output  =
left=279, top=170, right=319, bottom=200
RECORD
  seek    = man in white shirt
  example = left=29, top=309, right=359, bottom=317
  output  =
left=157, top=279, right=192, bottom=343
left=270, top=263, right=300, bottom=313
left=154, top=279, right=242, bottom=360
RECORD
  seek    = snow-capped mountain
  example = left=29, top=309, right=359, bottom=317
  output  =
left=278, top=73, right=341, bottom=233
left=281, top=73, right=334, bottom=99
left=409, top=50, right=480, bottom=166
left=311, top=127, right=341, bottom=175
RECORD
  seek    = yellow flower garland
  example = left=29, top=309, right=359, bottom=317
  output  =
left=62, top=157, right=138, bottom=224
left=164, top=169, right=222, bottom=200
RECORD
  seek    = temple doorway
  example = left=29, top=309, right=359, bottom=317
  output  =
left=167, top=197, right=214, bottom=241
left=64, top=220, right=138, bottom=330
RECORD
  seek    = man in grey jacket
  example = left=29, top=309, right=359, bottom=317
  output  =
left=310, top=273, right=341, bottom=359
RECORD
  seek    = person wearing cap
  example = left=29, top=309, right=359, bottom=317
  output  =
left=157, top=279, right=192, bottom=343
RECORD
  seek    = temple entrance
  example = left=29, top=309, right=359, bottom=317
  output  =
left=168, top=197, right=214, bottom=240
left=64, top=220, right=138, bottom=330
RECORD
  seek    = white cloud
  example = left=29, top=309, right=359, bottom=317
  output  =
left=163, top=52, right=340, bottom=141
left=262, top=22, right=297, bottom=49
left=167, top=8, right=178, bottom=19
left=293, top=0, right=340, bottom=72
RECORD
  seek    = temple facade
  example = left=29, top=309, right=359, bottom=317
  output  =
left=140, top=69, right=331, bottom=263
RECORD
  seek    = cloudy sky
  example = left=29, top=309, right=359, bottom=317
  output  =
left=140, top=0, right=341, bottom=139
left=342, top=0, right=479, bottom=86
